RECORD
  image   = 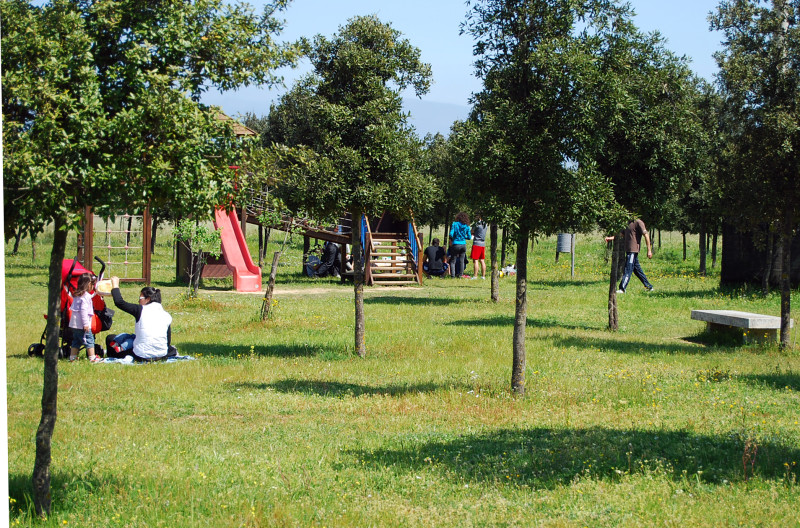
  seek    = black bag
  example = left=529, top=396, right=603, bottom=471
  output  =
left=95, top=307, right=114, bottom=332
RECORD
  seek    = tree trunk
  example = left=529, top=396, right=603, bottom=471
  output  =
left=658, top=228, right=661, bottom=250
left=12, top=227, right=22, bottom=255
left=711, top=230, right=718, bottom=269
left=32, top=234, right=37, bottom=261
left=258, top=226, right=264, bottom=268
left=352, top=213, right=366, bottom=357
left=780, top=208, right=793, bottom=348
left=490, top=223, right=499, bottom=302
left=763, top=227, right=775, bottom=296
left=33, top=217, right=68, bottom=516
left=302, top=235, right=310, bottom=275
left=126, top=215, right=133, bottom=246
left=444, top=221, right=451, bottom=249
left=682, top=231, right=687, bottom=261
left=608, top=235, right=621, bottom=331
left=150, top=215, right=158, bottom=254
left=261, top=251, right=281, bottom=321
left=699, top=223, right=707, bottom=276
left=428, top=225, right=433, bottom=246
left=500, top=228, right=507, bottom=269
left=263, top=228, right=271, bottom=265
left=511, top=227, right=528, bottom=397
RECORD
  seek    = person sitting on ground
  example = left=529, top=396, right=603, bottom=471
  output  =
left=106, top=276, right=174, bottom=361
left=312, top=240, right=341, bottom=278
left=422, top=238, right=449, bottom=278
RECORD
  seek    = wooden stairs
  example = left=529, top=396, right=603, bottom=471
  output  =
left=366, top=233, right=420, bottom=286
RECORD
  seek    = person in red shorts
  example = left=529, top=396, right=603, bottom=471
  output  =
left=470, top=214, right=487, bottom=280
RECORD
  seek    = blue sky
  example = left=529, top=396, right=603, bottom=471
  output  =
left=202, top=0, right=724, bottom=136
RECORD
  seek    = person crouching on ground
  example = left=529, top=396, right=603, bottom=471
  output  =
left=423, top=238, right=449, bottom=278
left=107, top=276, right=174, bottom=361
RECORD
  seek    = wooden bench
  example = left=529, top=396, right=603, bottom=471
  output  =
left=691, top=309, right=794, bottom=344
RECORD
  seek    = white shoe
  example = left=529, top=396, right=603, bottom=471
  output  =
left=616, top=289, right=625, bottom=294
left=481, top=276, right=486, bottom=280
left=470, top=276, right=477, bottom=280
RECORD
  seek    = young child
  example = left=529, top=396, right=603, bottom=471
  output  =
left=68, top=273, right=101, bottom=363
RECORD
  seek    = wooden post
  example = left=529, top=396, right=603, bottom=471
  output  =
left=142, top=206, right=152, bottom=284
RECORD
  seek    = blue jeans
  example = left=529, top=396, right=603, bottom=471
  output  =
left=70, top=329, right=94, bottom=350
left=112, top=333, right=136, bottom=352
left=619, top=252, right=652, bottom=292
left=451, top=245, right=466, bottom=277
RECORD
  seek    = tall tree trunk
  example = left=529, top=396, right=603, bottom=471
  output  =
left=780, top=209, right=793, bottom=348
left=32, top=234, right=37, bottom=261
left=511, top=227, right=528, bottom=397
left=302, top=235, right=310, bottom=275
left=352, top=213, right=366, bottom=357
left=258, top=226, right=264, bottom=268
left=428, top=225, right=433, bottom=246
left=263, top=228, right=272, bottom=265
left=150, top=215, right=158, bottom=254
left=763, top=227, right=775, bottom=296
left=12, top=227, right=22, bottom=255
left=500, top=228, right=507, bottom=269
left=682, top=231, right=687, bottom=261
left=608, top=235, right=622, bottom=331
left=711, top=230, right=718, bottom=269
left=699, top=223, right=707, bottom=276
left=33, top=217, right=68, bottom=516
left=490, top=223, right=499, bottom=302
left=261, top=251, right=282, bottom=321
left=658, top=228, right=661, bottom=250
left=126, top=215, right=133, bottom=246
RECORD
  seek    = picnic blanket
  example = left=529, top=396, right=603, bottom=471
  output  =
left=100, top=355, right=195, bottom=364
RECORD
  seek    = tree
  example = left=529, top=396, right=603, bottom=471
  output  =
left=587, top=12, right=705, bottom=329
left=463, top=0, right=623, bottom=396
left=711, top=0, right=800, bottom=347
left=264, top=15, right=435, bottom=357
left=2, top=0, right=300, bottom=514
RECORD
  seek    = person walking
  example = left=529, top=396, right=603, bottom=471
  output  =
left=449, top=212, right=472, bottom=278
left=470, top=214, right=487, bottom=280
left=605, top=218, right=654, bottom=293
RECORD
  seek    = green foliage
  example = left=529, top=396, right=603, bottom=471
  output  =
left=711, top=0, right=800, bottom=231
left=264, top=15, right=435, bottom=221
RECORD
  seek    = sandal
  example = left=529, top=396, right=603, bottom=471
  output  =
left=68, top=356, right=78, bottom=362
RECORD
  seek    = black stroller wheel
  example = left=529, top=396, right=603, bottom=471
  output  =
left=28, top=343, right=45, bottom=357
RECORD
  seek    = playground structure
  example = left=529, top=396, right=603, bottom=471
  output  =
left=78, top=206, right=152, bottom=284
left=236, top=186, right=424, bottom=287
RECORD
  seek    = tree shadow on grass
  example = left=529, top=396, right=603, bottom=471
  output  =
left=179, top=342, right=330, bottom=358
left=234, top=378, right=471, bottom=397
left=9, top=470, right=126, bottom=518
left=551, top=335, right=712, bottom=355
left=364, top=295, right=464, bottom=306
left=446, top=315, right=606, bottom=331
left=355, top=426, right=800, bottom=488
left=740, top=371, right=800, bottom=392
left=532, top=279, right=607, bottom=289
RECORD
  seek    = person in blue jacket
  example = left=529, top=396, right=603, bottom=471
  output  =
left=449, top=212, right=472, bottom=278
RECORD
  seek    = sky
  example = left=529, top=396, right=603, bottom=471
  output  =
left=202, top=0, right=725, bottom=137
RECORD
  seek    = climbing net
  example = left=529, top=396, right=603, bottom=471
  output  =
left=93, top=214, right=146, bottom=279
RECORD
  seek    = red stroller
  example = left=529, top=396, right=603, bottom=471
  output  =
left=28, top=256, right=114, bottom=359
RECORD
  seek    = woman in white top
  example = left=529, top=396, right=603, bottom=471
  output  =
left=107, top=276, right=173, bottom=361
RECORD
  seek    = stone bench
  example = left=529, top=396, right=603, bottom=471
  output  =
left=691, top=309, right=794, bottom=344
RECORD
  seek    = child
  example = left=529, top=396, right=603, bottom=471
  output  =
left=68, top=273, right=102, bottom=363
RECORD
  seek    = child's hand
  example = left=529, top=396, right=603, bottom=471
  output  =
left=82, top=332, right=92, bottom=346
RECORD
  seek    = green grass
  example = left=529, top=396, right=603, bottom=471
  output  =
left=6, top=228, right=800, bottom=527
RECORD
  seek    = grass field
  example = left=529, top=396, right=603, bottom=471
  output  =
left=6, top=227, right=800, bottom=527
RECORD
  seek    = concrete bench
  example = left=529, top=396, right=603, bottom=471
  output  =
left=691, top=309, right=794, bottom=344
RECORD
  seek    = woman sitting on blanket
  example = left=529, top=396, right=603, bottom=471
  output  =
left=106, top=276, right=174, bottom=361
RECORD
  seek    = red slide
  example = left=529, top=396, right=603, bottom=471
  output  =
left=213, top=208, right=262, bottom=292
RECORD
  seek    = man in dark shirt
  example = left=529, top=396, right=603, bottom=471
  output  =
left=312, top=240, right=341, bottom=278
left=605, top=218, right=654, bottom=293
left=423, top=238, right=449, bottom=277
